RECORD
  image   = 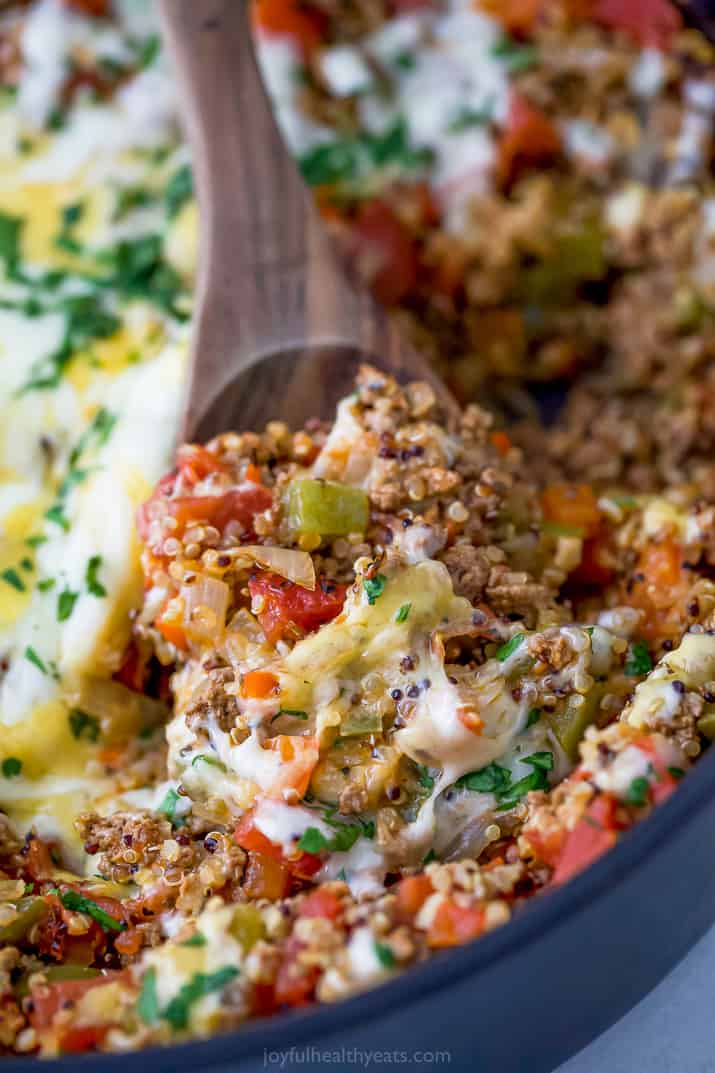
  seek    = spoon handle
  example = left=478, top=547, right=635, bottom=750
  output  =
left=159, top=0, right=424, bottom=436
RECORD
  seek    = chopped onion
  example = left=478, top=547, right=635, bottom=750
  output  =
left=233, top=545, right=316, bottom=589
left=67, top=677, right=168, bottom=744
left=181, top=574, right=230, bottom=641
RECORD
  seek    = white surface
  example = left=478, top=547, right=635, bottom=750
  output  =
left=558, top=924, right=715, bottom=1073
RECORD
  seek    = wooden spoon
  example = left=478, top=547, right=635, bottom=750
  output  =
left=158, top=0, right=458, bottom=443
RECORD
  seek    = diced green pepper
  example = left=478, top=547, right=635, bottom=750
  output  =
left=14, top=962, right=101, bottom=998
left=520, top=222, right=605, bottom=307
left=229, top=904, right=264, bottom=953
left=0, top=897, right=48, bottom=944
left=285, top=480, right=369, bottom=538
left=545, top=686, right=604, bottom=762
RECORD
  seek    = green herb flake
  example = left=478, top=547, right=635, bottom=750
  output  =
left=165, top=164, right=194, bottom=219
left=1, top=568, right=25, bottom=592
left=68, top=709, right=100, bottom=743
left=457, top=762, right=512, bottom=794
left=0, top=211, right=23, bottom=273
left=45, top=504, right=69, bottom=531
left=57, top=587, right=79, bottom=622
left=668, top=766, right=685, bottom=780
left=416, top=764, right=435, bottom=791
left=181, top=932, right=207, bottom=947
left=158, top=788, right=180, bottom=822
left=85, top=555, right=107, bottom=597
left=363, top=574, right=387, bottom=606
left=374, top=941, right=396, bottom=969
left=37, top=578, right=55, bottom=592
left=2, top=757, right=22, bottom=778
left=395, top=602, right=411, bottom=624
left=163, top=967, right=239, bottom=1031
left=393, top=49, right=417, bottom=71
left=625, top=640, right=653, bottom=678
left=496, top=633, right=525, bottom=662
left=58, top=889, right=125, bottom=932
left=190, top=754, right=226, bottom=771
left=448, top=103, right=494, bottom=132
left=136, top=33, right=160, bottom=69
left=490, top=35, right=539, bottom=73
left=525, top=707, right=541, bottom=728
left=626, top=775, right=650, bottom=808
left=137, top=967, right=160, bottom=1024
left=25, top=534, right=46, bottom=549
left=25, top=646, right=50, bottom=676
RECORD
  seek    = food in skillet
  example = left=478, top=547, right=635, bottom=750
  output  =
left=2, top=0, right=715, bottom=1059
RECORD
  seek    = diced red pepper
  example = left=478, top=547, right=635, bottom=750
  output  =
left=588, top=0, right=682, bottom=49
left=56, top=1024, right=109, bottom=1054
left=249, top=572, right=346, bottom=644
left=427, top=900, right=486, bottom=948
left=478, top=0, right=543, bottom=35
left=497, top=92, right=560, bottom=190
left=395, top=874, right=434, bottom=920
left=351, top=200, right=419, bottom=307
left=252, top=0, right=327, bottom=54
left=298, top=888, right=343, bottom=920
left=273, top=937, right=319, bottom=1006
left=175, top=444, right=229, bottom=487
left=551, top=793, right=620, bottom=886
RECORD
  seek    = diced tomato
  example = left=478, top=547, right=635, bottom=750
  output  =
left=351, top=201, right=419, bottom=307
left=249, top=572, right=346, bottom=644
left=112, top=643, right=148, bottom=693
left=551, top=793, right=620, bottom=886
left=168, top=484, right=274, bottom=537
left=588, top=0, right=682, bottom=49
left=135, top=470, right=177, bottom=542
left=57, top=1024, right=109, bottom=1054
left=235, top=813, right=283, bottom=859
left=298, top=888, right=343, bottom=920
left=266, top=735, right=320, bottom=799
left=22, top=836, right=55, bottom=882
left=63, top=0, right=110, bottom=14
left=573, top=531, right=614, bottom=586
left=251, top=0, right=327, bottom=53
left=243, top=852, right=292, bottom=900
left=395, top=874, right=434, bottom=920
left=114, top=926, right=144, bottom=957
left=490, top=430, right=513, bottom=457
left=29, top=973, right=124, bottom=1030
left=478, top=0, right=543, bottom=35
left=541, top=483, right=601, bottom=537
left=628, top=536, right=689, bottom=646
left=155, top=598, right=188, bottom=651
left=274, top=937, right=319, bottom=1006
left=176, top=444, right=229, bottom=487
left=427, top=900, right=486, bottom=948
left=632, top=737, right=682, bottom=806
left=241, top=669, right=280, bottom=700
left=497, top=92, right=560, bottom=190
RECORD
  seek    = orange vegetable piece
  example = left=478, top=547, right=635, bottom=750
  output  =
left=477, top=0, right=543, bottom=35
left=427, top=900, right=486, bottom=948
left=155, top=599, right=188, bottom=652
left=628, top=536, right=689, bottom=646
left=243, top=852, right=292, bottom=901
left=266, top=735, right=319, bottom=799
left=298, top=888, right=343, bottom=920
left=251, top=0, right=326, bottom=53
left=541, top=483, right=600, bottom=537
left=490, top=430, right=512, bottom=457
left=551, top=793, right=619, bottom=886
left=497, top=92, right=560, bottom=190
left=395, top=874, right=434, bottom=920
left=241, top=669, right=279, bottom=700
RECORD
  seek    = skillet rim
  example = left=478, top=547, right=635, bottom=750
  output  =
left=4, top=743, right=715, bottom=1072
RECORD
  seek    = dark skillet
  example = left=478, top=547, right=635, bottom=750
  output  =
left=3, top=746, right=715, bottom=1073
left=8, top=2, right=715, bottom=1071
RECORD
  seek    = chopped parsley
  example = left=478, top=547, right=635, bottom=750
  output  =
left=668, top=766, right=685, bottom=780
left=2, top=757, right=22, bottom=778
left=163, top=967, right=239, bottom=1030
left=626, top=775, right=650, bottom=807
left=85, top=555, right=107, bottom=597
left=181, top=932, right=207, bottom=947
left=136, top=33, right=160, bottom=69
left=458, top=752, right=553, bottom=810
left=57, top=587, right=79, bottom=622
left=416, top=764, right=435, bottom=791
left=37, top=578, right=55, bottom=592
left=625, top=640, right=653, bottom=678
left=158, top=787, right=180, bottom=822
left=165, top=164, right=194, bottom=219
left=25, top=646, right=59, bottom=679
left=1, top=568, right=25, bottom=592
left=395, top=602, right=411, bottom=624
left=297, top=809, right=373, bottom=855
left=113, top=184, right=153, bottom=221
left=68, top=709, right=100, bottom=743
left=190, top=754, right=226, bottom=771
left=374, top=942, right=396, bottom=969
left=393, top=49, right=417, bottom=71
left=137, top=967, right=160, bottom=1024
left=57, top=888, right=125, bottom=932
left=96, top=234, right=186, bottom=318
left=496, top=633, right=525, bottom=662
left=363, top=574, right=387, bottom=605
left=525, top=707, right=541, bottom=728
left=491, top=35, right=539, bottom=74
left=0, top=211, right=23, bottom=274
left=55, top=200, right=85, bottom=254
left=45, top=504, right=69, bottom=531
left=25, top=534, right=46, bottom=548
left=448, top=102, right=494, bottom=132
left=299, top=117, right=434, bottom=188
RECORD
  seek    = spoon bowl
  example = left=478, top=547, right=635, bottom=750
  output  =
left=159, top=0, right=458, bottom=443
